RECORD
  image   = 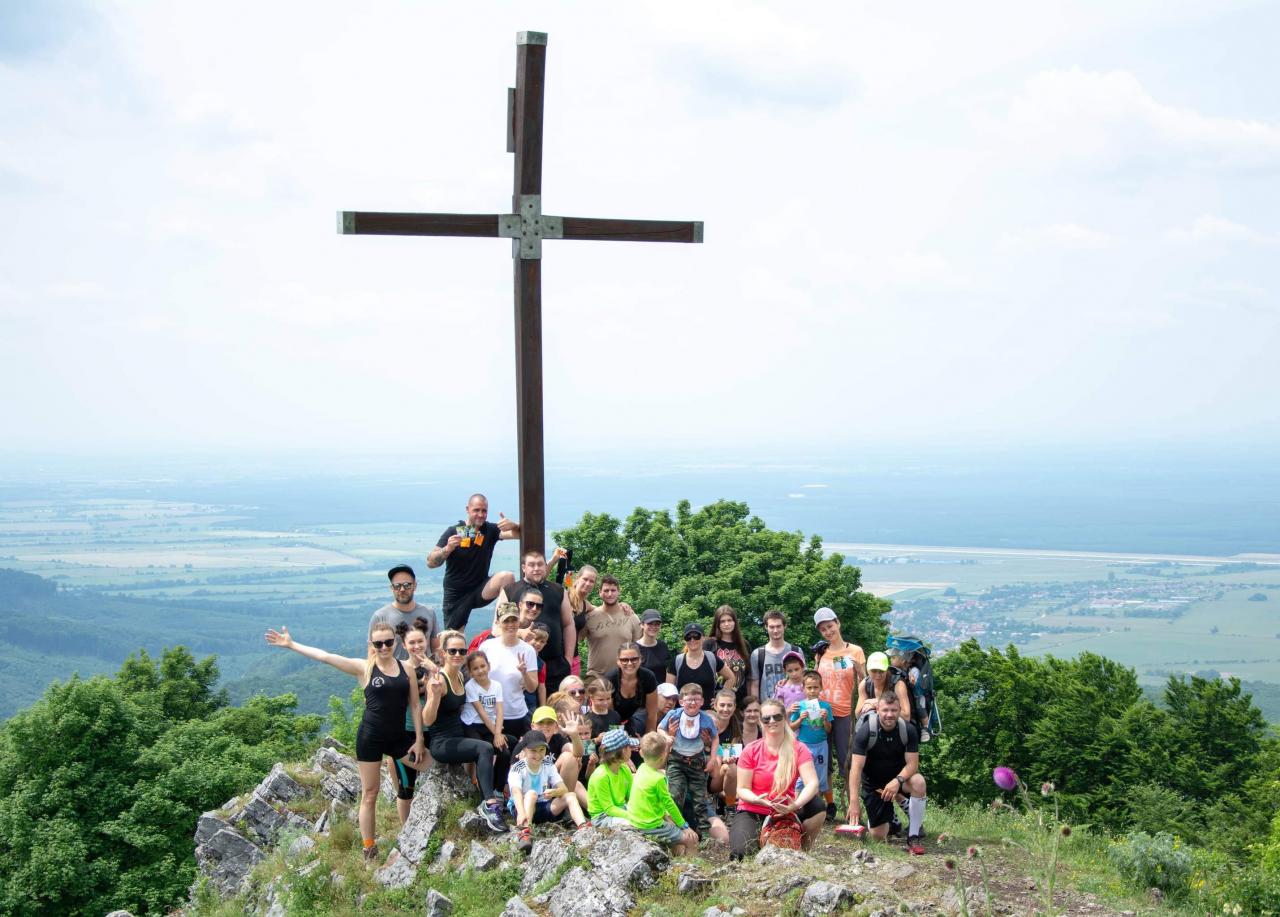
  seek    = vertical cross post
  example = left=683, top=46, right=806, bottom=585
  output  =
left=512, top=31, right=547, bottom=558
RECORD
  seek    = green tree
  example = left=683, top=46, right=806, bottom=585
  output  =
left=553, top=499, right=890, bottom=656
left=0, top=649, right=319, bottom=915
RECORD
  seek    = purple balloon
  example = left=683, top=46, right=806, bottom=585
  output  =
left=993, top=766, right=1019, bottom=791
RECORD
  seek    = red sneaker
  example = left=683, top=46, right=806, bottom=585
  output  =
left=907, top=835, right=925, bottom=856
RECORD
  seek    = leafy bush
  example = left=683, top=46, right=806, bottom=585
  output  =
left=1107, top=831, right=1192, bottom=898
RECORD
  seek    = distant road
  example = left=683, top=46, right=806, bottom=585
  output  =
left=823, top=542, right=1280, bottom=567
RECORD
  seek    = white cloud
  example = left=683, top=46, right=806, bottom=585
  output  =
left=998, top=223, right=1116, bottom=253
left=1165, top=214, right=1275, bottom=245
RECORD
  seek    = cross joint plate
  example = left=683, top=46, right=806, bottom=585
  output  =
left=498, top=195, right=563, bottom=259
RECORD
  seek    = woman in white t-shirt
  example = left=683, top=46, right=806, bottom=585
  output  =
left=479, top=603, right=540, bottom=733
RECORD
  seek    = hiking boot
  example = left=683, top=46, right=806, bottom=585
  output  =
left=907, top=835, right=925, bottom=856
left=888, top=817, right=904, bottom=838
left=826, top=801, right=838, bottom=822
left=479, top=799, right=508, bottom=834
left=517, top=826, right=533, bottom=854
left=362, top=842, right=379, bottom=863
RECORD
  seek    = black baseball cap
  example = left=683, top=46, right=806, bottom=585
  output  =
left=683, top=622, right=705, bottom=639
left=387, top=564, right=416, bottom=581
left=640, top=609, right=662, bottom=624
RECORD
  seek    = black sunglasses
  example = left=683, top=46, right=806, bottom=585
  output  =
left=371, top=638, right=395, bottom=649
left=618, top=656, right=641, bottom=664
left=684, top=633, right=703, bottom=641
left=567, top=688, right=585, bottom=696
left=445, top=647, right=467, bottom=656
left=760, top=713, right=785, bottom=723
left=391, top=582, right=415, bottom=591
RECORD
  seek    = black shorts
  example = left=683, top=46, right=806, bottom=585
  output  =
left=356, top=725, right=414, bottom=764
left=442, top=583, right=495, bottom=631
left=860, top=781, right=902, bottom=828
left=392, top=752, right=419, bottom=800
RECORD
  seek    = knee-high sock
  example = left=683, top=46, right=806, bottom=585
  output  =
left=908, top=795, right=926, bottom=836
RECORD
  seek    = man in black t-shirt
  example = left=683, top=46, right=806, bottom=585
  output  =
left=500, top=550, right=577, bottom=691
left=847, top=692, right=928, bottom=855
left=427, top=494, right=520, bottom=631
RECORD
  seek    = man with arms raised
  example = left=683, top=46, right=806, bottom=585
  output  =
left=501, top=551, right=577, bottom=690
left=846, top=692, right=927, bottom=856
left=370, top=565, right=439, bottom=657
left=427, top=494, right=520, bottom=631
left=583, top=575, right=643, bottom=676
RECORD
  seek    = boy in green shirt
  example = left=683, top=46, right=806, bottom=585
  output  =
left=587, top=728, right=634, bottom=827
left=624, top=732, right=699, bottom=854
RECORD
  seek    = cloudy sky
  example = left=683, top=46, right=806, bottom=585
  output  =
left=2, top=1, right=1278, bottom=462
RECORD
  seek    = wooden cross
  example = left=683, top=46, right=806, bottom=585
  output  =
left=339, top=31, right=702, bottom=557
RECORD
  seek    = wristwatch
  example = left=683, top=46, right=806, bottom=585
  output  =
left=896, top=775, right=907, bottom=786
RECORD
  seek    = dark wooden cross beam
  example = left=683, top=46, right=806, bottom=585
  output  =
left=339, top=31, right=702, bottom=557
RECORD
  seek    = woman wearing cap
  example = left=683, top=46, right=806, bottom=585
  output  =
left=603, top=641, right=659, bottom=737
left=264, top=622, right=424, bottom=861
left=730, top=698, right=826, bottom=859
left=422, top=630, right=508, bottom=834
left=636, top=609, right=672, bottom=685
left=856, top=651, right=912, bottom=721
left=479, top=603, right=540, bottom=737
left=668, top=622, right=735, bottom=700
left=813, top=607, right=866, bottom=792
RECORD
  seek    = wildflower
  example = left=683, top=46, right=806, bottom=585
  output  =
left=945, top=858, right=957, bottom=870
left=968, top=845, right=981, bottom=858
left=1061, top=826, right=1072, bottom=837
left=1041, top=781, right=1054, bottom=796
left=937, top=832, right=950, bottom=843
left=993, top=766, right=1019, bottom=791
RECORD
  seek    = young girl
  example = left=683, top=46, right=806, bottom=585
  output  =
left=523, top=623, right=550, bottom=710
left=462, top=650, right=516, bottom=793
left=773, top=651, right=807, bottom=712
left=509, top=731, right=588, bottom=852
left=709, top=689, right=742, bottom=806
left=790, top=671, right=834, bottom=811
left=587, top=728, right=635, bottom=830
left=265, top=623, right=424, bottom=861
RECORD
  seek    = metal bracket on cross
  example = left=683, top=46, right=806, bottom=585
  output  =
left=497, top=195, right=563, bottom=260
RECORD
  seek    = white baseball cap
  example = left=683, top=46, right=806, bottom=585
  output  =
left=813, top=607, right=838, bottom=625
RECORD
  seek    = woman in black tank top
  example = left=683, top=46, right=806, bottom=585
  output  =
left=422, top=630, right=510, bottom=835
left=265, top=622, right=424, bottom=862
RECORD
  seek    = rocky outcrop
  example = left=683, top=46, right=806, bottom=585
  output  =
left=527, top=830, right=671, bottom=917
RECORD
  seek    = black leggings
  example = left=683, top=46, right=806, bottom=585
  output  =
left=729, top=796, right=826, bottom=859
left=430, top=735, right=499, bottom=800
left=463, top=723, right=519, bottom=793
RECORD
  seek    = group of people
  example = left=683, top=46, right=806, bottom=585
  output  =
left=264, top=493, right=929, bottom=863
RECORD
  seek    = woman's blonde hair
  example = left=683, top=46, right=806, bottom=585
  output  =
left=566, top=564, right=600, bottom=612
left=759, top=698, right=798, bottom=798
left=364, top=622, right=397, bottom=686
left=438, top=629, right=467, bottom=664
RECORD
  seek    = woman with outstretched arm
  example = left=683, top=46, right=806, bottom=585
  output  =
left=265, top=622, right=424, bottom=861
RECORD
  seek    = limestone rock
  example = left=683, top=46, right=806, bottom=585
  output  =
left=546, top=865, right=632, bottom=917
left=313, top=807, right=330, bottom=835
left=312, top=745, right=358, bottom=775
left=395, top=765, right=473, bottom=865
left=256, top=763, right=307, bottom=804
left=582, top=829, right=669, bottom=888
left=194, top=827, right=264, bottom=897
left=238, top=793, right=294, bottom=845
left=425, top=888, right=454, bottom=917
left=801, top=881, right=854, bottom=915
left=521, top=836, right=572, bottom=894
left=677, top=871, right=715, bottom=895
left=320, top=769, right=361, bottom=805
left=467, top=840, right=498, bottom=872
left=767, top=875, right=809, bottom=898
left=703, top=908, right=733, bottom=917
left=321, top=735, right=346, bottom=750
left=881, top=861, right=917, bottom=881
left=105, top=911, right=134, bottom=917
left=195, top=813, right=231, bottom=847
left=754, top=844, right=812, bottom=871
left=296, top=859, right=323, bottom=878
left=286, top=834, right=316, bottom=861
left=432, top=840, right=457, bottom=872
left=501, top=897, right=539, bottom=917
left=457, top=810, right=487, bottom=836
left=373, top=848, right=418, bottom=889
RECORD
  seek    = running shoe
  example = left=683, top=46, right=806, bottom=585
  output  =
left=517, top=826, right=533, bottom=854
left=575, top=819, right=593, bottom=831
left=907, top=834, right=925, bottom=856
left=479, top=799, right=508, bottom=834
left=362, top=842, right=379, bottom=863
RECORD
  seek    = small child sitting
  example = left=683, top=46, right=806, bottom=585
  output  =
left=509, top=730, right=587, bottom=853
left=586, top=728, right=634, bottom=828
left=624, top=732, right=698, bottom=855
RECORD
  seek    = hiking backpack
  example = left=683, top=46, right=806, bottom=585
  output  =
left=861, top=711, right=910, bottom=751
left=884, top=634, right=942, bottom=737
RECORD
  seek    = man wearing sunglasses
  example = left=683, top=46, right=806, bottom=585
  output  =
left=500, top=551, right=576, bottom=691
left=369, top=564, right=439, bottom=658
left=427, top=494, right=521, bottom=631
